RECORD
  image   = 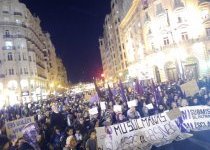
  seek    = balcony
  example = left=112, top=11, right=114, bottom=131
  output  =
left=173, top=1, right=184, bottom=11
left=37, top=62, right=46, bottom=69
left=3, top=34, right=13, bottom=38
left=198, top=0, right=210, bottom=6
left=2, top=46, right=16, bottom=50
left=38, top=74, right=47, bottom=79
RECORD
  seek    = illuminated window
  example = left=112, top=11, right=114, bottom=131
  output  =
left=181, top=32, right=188, bottom=41
left=163, top=37, right=170, bottom=45
left=8, top=52, right=13, bottom=61
left=5, top=41, right=13, bottom=47
left=15, top=19, right=21, bottom=24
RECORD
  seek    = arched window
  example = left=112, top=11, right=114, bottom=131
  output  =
left=8, top=52, right=13, bottom=61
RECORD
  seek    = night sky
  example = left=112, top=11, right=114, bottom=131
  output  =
left=21, top=0, right=111, bottom=84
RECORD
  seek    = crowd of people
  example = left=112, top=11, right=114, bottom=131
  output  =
left=0, top=77, right=210, bottom=150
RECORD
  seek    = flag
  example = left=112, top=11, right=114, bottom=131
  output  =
left=134, top=78, right=144, bottom=95
left=108, top=84, right=115, bottom=104
left=119, top=80, right=127, bottom=102
left=93, top=78, right=103, bottom=99
left=151, top=79, right=159, bottom=108
left=89, top=94, right=99, bottom=104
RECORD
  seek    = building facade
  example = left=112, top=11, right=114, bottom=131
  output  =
left=56, top=57, right=68, bottom=88
left=100, top=0, right=210, bottom=82
left=99, top=0, right=134, bottom=81
left=0, top=0, right=68, bottom=106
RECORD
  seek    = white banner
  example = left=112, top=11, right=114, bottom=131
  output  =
left=177, top=106, right=210, bottom=131
left=96, top=112, right=182, bottom=150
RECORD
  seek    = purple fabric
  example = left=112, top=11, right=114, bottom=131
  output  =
left=89, top=94, right=99, bottom=104
left=119, top=80, right=127, bottom=102
left=135, top=79, right=144, bottom=95
left=108, top=84, right=115, bottom=104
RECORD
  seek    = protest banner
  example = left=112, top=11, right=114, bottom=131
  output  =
left=177, top=106, right=210, bottom=131
left=5, top=116, right=35, bottom=139
left=96, top=112, right=182, bottom=150
left=180, top=80, right=199, bottom=97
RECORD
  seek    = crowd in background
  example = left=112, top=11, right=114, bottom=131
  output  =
left=0, top=77, right=210, bottom=150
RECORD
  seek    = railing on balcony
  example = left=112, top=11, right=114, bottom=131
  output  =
left=38, top=74, right=47, bottom=79
left=2, top=46, right=16, bottom=50
left=3, top=34, right=13, bottom=38
left=37, top=62, right=46, bottom=69
left=3, top=34, right=25, bottom=39
left=198, top=0, right=210, bottom=5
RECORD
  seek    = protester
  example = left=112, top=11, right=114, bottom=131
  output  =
left=0, top=77, right=209, bottom=150
left=85, top=130, right=97, bottom=150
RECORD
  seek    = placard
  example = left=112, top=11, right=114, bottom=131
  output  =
left=146, top=103, right=154, bottom=110
left=89, top=107, right=98, bottom=115
left=113, top=105, right=122, bottom=112
left=127, top=100, right=137, bottom=108
left=180, top=80, right=199, bottom=97
left=100, top=102, right=106, bottom=110
left=5, top=116, right=35, bottom=139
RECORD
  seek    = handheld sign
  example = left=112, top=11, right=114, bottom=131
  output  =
left=180, top=80, right=199, bottom=97
left=127, top=100, right=137, bottom=108
left=5, top=116, right=35, bottom=140
left=89, top=107, right=98, bottom=115
left=100, top=102, right=106, bottom=110
left=113, top=105, right=122, bottom=112
left=146, top=103, right=154, bottom=109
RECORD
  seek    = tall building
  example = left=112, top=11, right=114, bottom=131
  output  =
left=100, top=0, right=210, bottom=82
left=99, top=0, right=133, bottom=81
left=0, top=0, right=68, bottom=105
left=56, top=57, right=68, bottom=88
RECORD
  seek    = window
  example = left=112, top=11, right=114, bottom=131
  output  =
left=15, top=19, right=21, bottom=24
left=181, top=32, right=188, bottom=41
left=174, top=0, right=184, bottom=8
left=29, top=56, right=32, bottom=61
left=178, top=17, right=182, bottom=23
left=23, top=53, right=27, bottom=60
left=24, top=68, right=28, bottom=74
left=20, top=68, right=23, bottom=75
left=14, top=12, right=22, bottom=16
left=206, top=28, right=210, bottom=37
left=8, top=52, right=13, bottom=61
left=5, top=30, right=10, bottom=36
left=156, top=3, right=164, bottom=15
left=163, top=37, right=170, bottom=45
left=18, top=54, right=21, bottom=61
left=9, top=69, right=14, bottom=75
left=201, top=9, right=209, bottom=20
